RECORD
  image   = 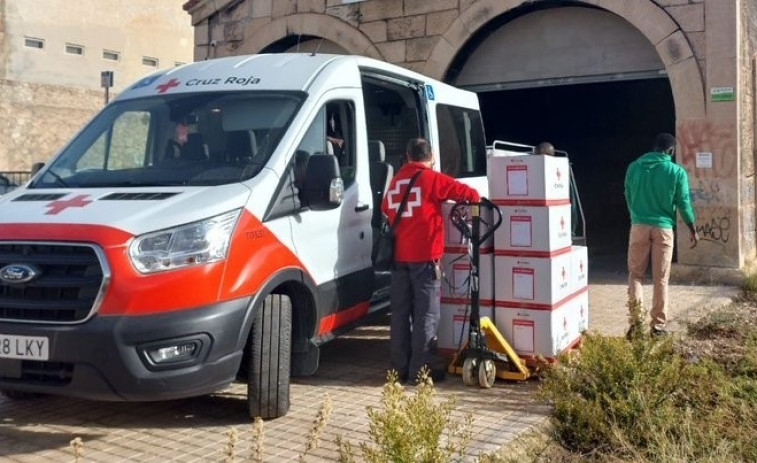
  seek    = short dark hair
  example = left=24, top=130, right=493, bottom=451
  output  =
left=535, top=142, right=555, bottom=156
left=653, top=133, right=676, bottom=153
left=406, top=138, right=433, bottom=162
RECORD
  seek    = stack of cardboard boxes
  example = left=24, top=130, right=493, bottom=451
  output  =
left=488, top=154, right=588, bottom=361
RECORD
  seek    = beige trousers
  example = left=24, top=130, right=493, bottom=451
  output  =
left=627, top=224, right=675, bottom=330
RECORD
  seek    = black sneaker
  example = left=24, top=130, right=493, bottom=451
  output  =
left=430, top=369, right=447, bottom=383
left=406, top=369, right=446, bottom=386
left=651, top=328, right=669, bottom=337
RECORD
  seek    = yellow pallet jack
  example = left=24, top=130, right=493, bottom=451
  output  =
left=447, top=199, right=532, bottom=387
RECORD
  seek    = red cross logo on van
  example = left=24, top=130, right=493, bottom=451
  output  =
left=156, top=78, right=181, bottom=93
left=45, top=195, right=93, bottom=215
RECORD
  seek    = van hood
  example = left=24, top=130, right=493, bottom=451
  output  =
left=0, top=184, right=252, bottom=238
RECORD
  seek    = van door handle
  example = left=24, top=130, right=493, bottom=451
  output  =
left=355, top=204, right=369, bottom=212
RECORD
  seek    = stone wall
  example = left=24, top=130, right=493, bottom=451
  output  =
left=183, top=0, right=752, bottom=272
left=740, top=0, right=757, bottom=265
left=0, top=80, right=102, bottom=170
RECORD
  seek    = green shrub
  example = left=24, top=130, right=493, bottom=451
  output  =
left=338, top=370, right=473, bottom=463
left=742, top=272, right=757, bottom=297
left=538, top=333, right=757, bottom=462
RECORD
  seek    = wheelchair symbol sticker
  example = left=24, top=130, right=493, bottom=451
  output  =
left=425, top=84, right=435, bottom=101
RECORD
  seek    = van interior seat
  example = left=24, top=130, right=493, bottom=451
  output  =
left=225, top=130, right=254, bottom=164
left=368, top=139, right=393, bottom=229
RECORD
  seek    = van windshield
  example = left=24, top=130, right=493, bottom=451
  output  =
left=32, top=91, right=304, bottom=189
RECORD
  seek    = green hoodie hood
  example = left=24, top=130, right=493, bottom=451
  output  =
left=624, top=151, right=695, bottom=229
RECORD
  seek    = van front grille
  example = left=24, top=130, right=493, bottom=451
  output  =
left=0, top=243, right=106, bottom=323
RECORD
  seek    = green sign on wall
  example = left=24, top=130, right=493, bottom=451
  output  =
left=711, top=87, right=735, bottom=102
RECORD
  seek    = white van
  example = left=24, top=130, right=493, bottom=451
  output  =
left=0, top=54, right=488, bottom=418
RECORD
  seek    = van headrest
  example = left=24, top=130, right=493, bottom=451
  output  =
left=368, top=140, right=386, bottom=163
left=180, top=133, right=207, bottom=161
left=226, top=130, right=253, bottom=162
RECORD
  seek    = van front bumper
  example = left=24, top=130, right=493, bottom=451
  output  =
left=0, top=297, right=253, bottom=401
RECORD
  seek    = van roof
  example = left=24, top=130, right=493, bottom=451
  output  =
left=116, top=53, right=448, bottom=102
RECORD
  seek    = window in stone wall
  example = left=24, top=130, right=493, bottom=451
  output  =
left=103, top=50, right=120, bottom=61
left=65, top=43, right=84, bottom=55
left=24, top=37, right=44, bottom=49
left=142, top=56, right=159, bottom=67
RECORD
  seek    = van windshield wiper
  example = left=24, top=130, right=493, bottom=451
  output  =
left=42, top=169, right=70, bottom=188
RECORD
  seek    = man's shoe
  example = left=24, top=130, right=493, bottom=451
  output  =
left=406, top=369, right=446, bottom=386
left=430, top=369, right=446, bottom=383
left=651, top=328, right=669, bottom=337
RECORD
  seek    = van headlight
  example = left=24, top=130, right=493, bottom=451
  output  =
left=129, top=209, right=241, bottom=273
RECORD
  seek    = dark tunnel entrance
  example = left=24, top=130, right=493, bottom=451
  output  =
left=476, top=78, right=676, bottom=271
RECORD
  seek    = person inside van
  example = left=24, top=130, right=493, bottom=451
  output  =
left=534, top=141, right=555, bottom=156
left=326, top=106, right=344, bottom=158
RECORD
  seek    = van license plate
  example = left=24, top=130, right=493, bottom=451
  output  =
left=0, top=335, right=49, bottom=361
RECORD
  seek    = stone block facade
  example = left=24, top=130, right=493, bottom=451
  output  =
left=181, top=0, right=755, bottom=274
left=0, top=80, right=102, bottom=171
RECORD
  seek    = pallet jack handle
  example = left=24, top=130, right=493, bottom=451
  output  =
left=448, top=199, right=531, bottom=386
left=466, top=198, right=502, bottom=335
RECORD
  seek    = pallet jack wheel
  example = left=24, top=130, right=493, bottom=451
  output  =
left=462, top=357, right=479, bottom=386
left=478, top=359, right=496, bottom=389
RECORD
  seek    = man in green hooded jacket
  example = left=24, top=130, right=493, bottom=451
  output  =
left=624, top=133, right=699, bottom=335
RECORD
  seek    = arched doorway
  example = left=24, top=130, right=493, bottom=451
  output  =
left=447, top=4, right=676, bottom=271
left=261, top=35, right=349, bottom=54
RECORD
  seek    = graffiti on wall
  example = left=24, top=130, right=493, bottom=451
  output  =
left=689, top=180, right=722, bottom=205
left=678, top=121, right=737, bottom=178
left=695, top=214, right=731, bottom=246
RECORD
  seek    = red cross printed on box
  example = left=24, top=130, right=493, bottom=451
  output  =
left=556, top=168, right=562, bottom=181
left=156, top=78, right=181, bottom=93
left=580, top=260, right=584, bottom=273
left=45, top=194, right=93, bottom=215
left=563, top=317, right=568, bottom=331
left=580, top=305, right=585, bottom=317
left=560, top=216, right=565, bottom=229
left=561, top=266, right=567, bottom=280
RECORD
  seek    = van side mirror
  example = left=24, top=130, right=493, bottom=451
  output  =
left=300, top=154, right=343, bottom=210
left=31, top=162, right=45, bottom=175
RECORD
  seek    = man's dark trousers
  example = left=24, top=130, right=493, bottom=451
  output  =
left=390, top=261, right=441, bottom=382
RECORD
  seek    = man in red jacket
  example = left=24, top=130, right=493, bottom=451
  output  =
left=381, top=138, right=480, bottom=384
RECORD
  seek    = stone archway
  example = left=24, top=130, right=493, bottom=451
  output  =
left=423, top=0, right=705, bottom=119
left=237, top=13, right=384, bottom=60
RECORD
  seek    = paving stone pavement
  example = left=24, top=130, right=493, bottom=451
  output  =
left=0, top=269, right=739, bottom=462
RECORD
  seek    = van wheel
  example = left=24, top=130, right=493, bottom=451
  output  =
left=0, top=390, right=42, bottom=400
left=247, top=294, right=292, bottom=419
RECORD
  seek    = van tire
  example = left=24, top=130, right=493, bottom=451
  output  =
left=247, top=294, right=292, bottom=419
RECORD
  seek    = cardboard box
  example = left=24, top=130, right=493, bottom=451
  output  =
left=442, top=201, right=494, bottom=251
left=438, top=301, right=493, bottom=352
left=441, top=251, right=494, bottom=302
left=494, top=252, right=573, bottom=307
left=494, top=204, right=572, bottom=254
left=571, top=246, right=588, bottom=293
left=488, top=154, right=570, bottom=202
left=494, top=289, right=588, bottom=358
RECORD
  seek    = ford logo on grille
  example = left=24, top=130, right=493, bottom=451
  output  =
left=0, top=264, right=41, bottom=284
